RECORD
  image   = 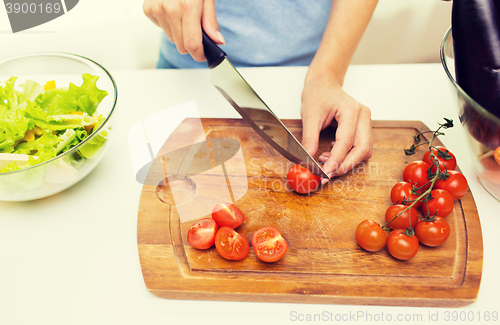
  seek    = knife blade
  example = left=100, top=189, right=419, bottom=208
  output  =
left=201, top=31, right=329, bottom=179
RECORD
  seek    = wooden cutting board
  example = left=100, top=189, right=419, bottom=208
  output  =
left=137, top=119, right=483, bottom=307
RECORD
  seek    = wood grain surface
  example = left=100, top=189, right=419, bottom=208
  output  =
left=137, top=119, right=483, bottom=307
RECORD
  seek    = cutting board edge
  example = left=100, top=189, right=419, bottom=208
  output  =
left=144, top=287, right=477, bottom=308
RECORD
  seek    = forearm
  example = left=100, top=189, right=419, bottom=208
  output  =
left=307, top=0, right=378, bottom=86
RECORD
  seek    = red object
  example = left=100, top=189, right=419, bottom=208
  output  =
left=390, top=181, right=422, bottom=208
left=421, top=189, right=455, bottom=218
left=423, top=146, right=457, bottom=172
left=415, top=217, right=451, bottom=247
left=215, top=227, right=250, bottom=261
left=387, top=230, right=420, bottom=261
left=434, top=170, right=468, bottom=200
left=187, top=218, right=218, bottom=250
left=403, top=161, right=431, bottom=190
left=212, top=202, right=245, bottom=228
left=355, top=220, right=387, bottom=252
left=385, top=204, right=419, bottom=230
left=252, top=226, right=288, bottom=262
left=286, top=164, right=321, bottom=194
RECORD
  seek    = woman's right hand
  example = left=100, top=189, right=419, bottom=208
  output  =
left=143, top=0, right=225, bottom=62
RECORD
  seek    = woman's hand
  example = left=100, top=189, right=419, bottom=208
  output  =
left=143, top=0, right=224, bottom=62
left=298, top=0, right=377, bottom=183
left=300, top=78, right=372, bottom=183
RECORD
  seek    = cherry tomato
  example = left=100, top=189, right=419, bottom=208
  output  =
left=355, top=220, right=387, bottom=252
left=434, top=170, right=468, bottom=200
left=387, top=230, right=419, bottom=260
left=415, top=217, right=450, bottom=247
left=187, top=218, right=218, bottom=250
left=390, top=181, right=422, bottom=208
left=403, top=161, right=431, bottom=190
left=495, top=147, right=500, bottom=165
left=423, top=146, right=457, bottom=172
left=251, top=226, right=288, bottom=262
left=215, top=226, right=250, bottom=260
left=421, top=189, right=454, bottom=218
left=286, top=164, right=321, bottom=194
left=212, top=202, right=245, bottom=228
left=385, top=204, right=419, bottom=230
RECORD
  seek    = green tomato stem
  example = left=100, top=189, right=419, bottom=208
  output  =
left=382, top=120, right=451, bottom=232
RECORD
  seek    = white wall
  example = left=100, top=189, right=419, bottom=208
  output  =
left=353, top=0, right=452, bottom=64
left=0, top=0, right=160, bottom=69
left=0, top=0, right=452, bottom=70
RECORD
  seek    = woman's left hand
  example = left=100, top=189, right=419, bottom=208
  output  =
left=300, top=78, right=373, bottom=183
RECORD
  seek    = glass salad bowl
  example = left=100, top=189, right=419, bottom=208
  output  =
left=441, top=27, right=500, bottom=201
left=0, top=52, right=117, bottom=201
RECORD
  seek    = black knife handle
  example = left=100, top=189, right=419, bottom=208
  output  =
left=202, top=29, right=226, bottom=69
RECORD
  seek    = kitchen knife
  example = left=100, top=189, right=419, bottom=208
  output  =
left=202, top=31, right=329, bottom=179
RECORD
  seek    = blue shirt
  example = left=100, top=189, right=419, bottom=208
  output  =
left=158, top=0, right=332, bottom=69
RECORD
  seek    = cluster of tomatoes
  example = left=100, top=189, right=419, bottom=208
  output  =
left=186, top=202, right=288, bottom=263
left=356, top=145, right=469, bottom=260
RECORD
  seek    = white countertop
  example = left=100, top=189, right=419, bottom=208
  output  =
left=1, top=64, right=499, bottom=325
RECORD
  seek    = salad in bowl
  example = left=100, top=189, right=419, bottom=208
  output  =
left=0, top=52, right=117, bottom=201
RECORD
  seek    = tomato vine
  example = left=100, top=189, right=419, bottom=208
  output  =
left=355, top=118, right=467, bottom=260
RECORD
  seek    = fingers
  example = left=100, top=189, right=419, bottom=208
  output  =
left=169, top=3, right=189, bottom=54
left=143, top=0, right=224, bottom=62
left=143, top=0, right=160, bottom=28
left=143, top=0, right=174, bottom=41
left=324, top=106, right=372, bottom=177
left=321, top=104, right=360, bottom=177
left=299, top=79, right=372, bottom=183
left=334, top=107, right=372, bottom=176
left=202, top=0, right=225, bottom=44
left=181, top=3, right=204, bottom=60
left=300, top=110, right=321, bottom=158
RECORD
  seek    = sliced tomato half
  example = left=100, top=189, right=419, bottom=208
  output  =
left=251, top=226, right=288, bottom=263
left=212, top=202, right=245, bottom=228
left=215, top=226, right=249, bottom=260
left=187, top=218, right=218, bottom=250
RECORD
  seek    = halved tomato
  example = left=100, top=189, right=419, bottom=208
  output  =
left=212, top=202, right=245, bottom=228
left=215, top=226, right=249, bottom=260
left=187, top=218, right=218, bottom=250
left=251, top=226, right=288, bottom=263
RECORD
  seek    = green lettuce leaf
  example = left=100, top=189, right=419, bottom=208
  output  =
left=35, top=73, right=108, bottom=116
left=78, top=116, right=108, bottom=159
left=0, top=74, right=108, bottom=174
left=0, top=105, right=35, bottom=152
left=24, top=102, right=96, bottom=131
left=0, top=77, right=19, bottom=109
left=20, top=79, right=43, bottom=103
left=13, top=130, right=59, bottom=156
left=54, top=129, right=77, bottom=154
